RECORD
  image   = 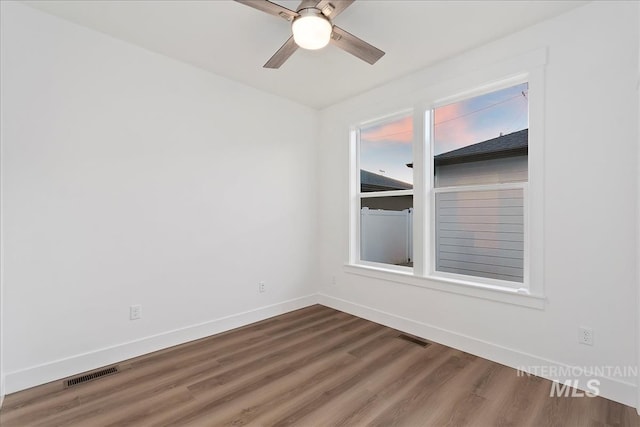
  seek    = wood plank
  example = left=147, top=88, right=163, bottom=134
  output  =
left=439, top=229, right=524, bottom=242
left=437, top=189, right=523, bottom=201
left=438, top=259, right=524, bottom=277
left=438, top=237, right=524, bottom=250
left=438, top=206, right=524, bottom=216
left=439, top=251, right=525, bottom=268
left=438, top=198, right=524, bottom=208
left=438, top=215, right=524, bottom=224
left=440, top=244, right=524, bottom=258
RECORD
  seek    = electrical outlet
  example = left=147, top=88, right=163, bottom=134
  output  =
left=130, top=304, right=142, bottom=320
left=579, top=327, right=593, bottom=345
left=258, top=281, right=266, bottom=293
left=331, top=275, right=336, bottom=285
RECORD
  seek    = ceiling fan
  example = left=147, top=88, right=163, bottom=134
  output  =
left=235, top=0, right=385, bottom=68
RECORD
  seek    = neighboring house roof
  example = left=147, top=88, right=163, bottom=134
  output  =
left=405, top=128, right=528, bottom=169
left=361, top=169, right=413, bottom=192
left=434, top=128, right=528, bottom=166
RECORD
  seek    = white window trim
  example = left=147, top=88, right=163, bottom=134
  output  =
left=350, top=110, right=415, bottom=274
left=343, top=263, right=545, bottom=309
left=348, top=48, right=547, bottom=309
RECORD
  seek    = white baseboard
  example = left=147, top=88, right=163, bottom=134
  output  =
left=318, top=293, right=637, bottom=408
left=1, top=374, right=5, bottom=409
left=4, top=294, right=319, bottom=394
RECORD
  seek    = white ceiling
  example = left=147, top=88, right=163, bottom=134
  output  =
left=25, top=0, right=586, bottom=109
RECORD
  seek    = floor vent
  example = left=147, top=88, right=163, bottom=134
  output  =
left=65, top=366, right=119, bottom=388
left=397, top=334, right=430, bottom=347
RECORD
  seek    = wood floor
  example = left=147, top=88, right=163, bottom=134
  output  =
left=1, top=305, right=638, bottom=426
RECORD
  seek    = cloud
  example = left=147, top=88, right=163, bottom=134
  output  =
left=434, top=102, right=479, bottom=154
left=361, top=115, right=413, bottom=144
left=434, top=102, right=464, bottom=125
left=434, top=85, right=529, bottom=154
left=360, top=85, right=528, bottom=156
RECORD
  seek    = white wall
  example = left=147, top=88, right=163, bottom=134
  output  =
left=0, top=1, right=318, bottom=394
left=318, top=1, right=638, bottom=406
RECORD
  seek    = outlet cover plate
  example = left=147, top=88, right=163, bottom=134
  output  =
left=130, top=305, right=142, bottom=320
left=579, top=327, right=593, bottom=345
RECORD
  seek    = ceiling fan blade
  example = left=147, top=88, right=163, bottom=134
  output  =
left=234, top=0, right=299, bottom=21
left=316, top=0, right=355, bottom=18
left=330, top=25, right=384, bottom=65
left=264, top=36, right=298, bottom=68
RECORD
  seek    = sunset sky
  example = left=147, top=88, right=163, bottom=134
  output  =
left=360, top=83, right=529, bottom=185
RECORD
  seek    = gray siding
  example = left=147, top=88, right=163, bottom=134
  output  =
left=435, top=188, right=524, bottom=283
left=435, top=156, right=527, bottom=187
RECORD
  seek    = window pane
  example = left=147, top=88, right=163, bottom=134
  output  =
left=434, top=83, right=528, bottom=188
left=435, top=189, right=524, bottom=283
left=360, top=114, right=413, bottom=192
left=360, top=196, right=413, bottom=267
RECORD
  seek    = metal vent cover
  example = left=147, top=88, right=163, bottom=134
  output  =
left=397, top=334, right=430, bottom=347
left=65, top=366, right=119, bottom=388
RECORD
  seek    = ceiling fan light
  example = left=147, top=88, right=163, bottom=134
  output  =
left=292, top=12, right=332, bottom=50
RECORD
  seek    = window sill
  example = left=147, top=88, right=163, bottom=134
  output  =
left=343, top=264, right=546, bottom=310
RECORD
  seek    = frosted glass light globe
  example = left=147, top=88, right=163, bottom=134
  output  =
left=292, top=12, right=332, bottom=50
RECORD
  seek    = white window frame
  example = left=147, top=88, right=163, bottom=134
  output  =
left=426, top=76, right=530, bottom=291
left=347, top=48, right=546, bottom=309
left=351, top=110, right=414, bottom=273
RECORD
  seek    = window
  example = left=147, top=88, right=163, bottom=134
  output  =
left=431, top=82, right=529, bottom=286
left=348, top=49, right=546, bottom=305
left=350, top=74, right=541, bottom=299
left=356, top=112, right=413, bottom=269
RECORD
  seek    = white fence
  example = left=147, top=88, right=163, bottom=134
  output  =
left=360, top=207, right=413, bottom=265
